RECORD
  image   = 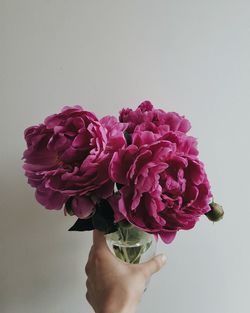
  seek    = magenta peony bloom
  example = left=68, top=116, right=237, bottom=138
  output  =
left=110, top=103, right=213, bottom=243
left=119, top=100, right=191, bottom=135
left=22, top=105, right=127, bottom=217
left=22, top=101, right=217, bottom=244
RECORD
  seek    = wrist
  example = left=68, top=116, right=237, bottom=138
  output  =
left=98, top=289, right=139, bottom=313
left=101, top=305, right=137, bottom=313
left=100, top=301, right=137, bottom=313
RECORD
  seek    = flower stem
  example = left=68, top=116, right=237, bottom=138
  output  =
left=111, top=225, right=153, bottom=264
left=120, top=228, right=130, bottom=262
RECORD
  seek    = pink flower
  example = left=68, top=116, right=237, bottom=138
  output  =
left=22, top=105, right=127, bottom=217
left=109, top=127, right=212, bottom=244
left=119, top=100, right=191, bottom=135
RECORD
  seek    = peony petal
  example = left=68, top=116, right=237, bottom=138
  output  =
left=107, top=194, right=125, bottom=222
left=159, top=231, right=177, bottom=244
left=109, top=146, right=138, bottom=184
left=71, top=196, right=95, bottom=218
left=35, top=184, right=68, bottom=210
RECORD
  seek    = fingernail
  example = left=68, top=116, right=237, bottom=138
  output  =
left=160, top=254, right=167, bottom=264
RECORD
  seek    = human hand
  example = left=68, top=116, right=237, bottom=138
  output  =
left=85, top=230, right=167, bottom=313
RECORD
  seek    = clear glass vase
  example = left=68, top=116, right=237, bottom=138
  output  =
left=105, top=222, right=157, bottom=264
left=106, top=222, right=157, bottom=264
left=106, top=218, right=157, bottom=258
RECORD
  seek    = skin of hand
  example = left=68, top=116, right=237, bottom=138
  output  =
left=85, top=230, right=167, bottom=313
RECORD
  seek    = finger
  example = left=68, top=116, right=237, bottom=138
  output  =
left=92, top=229, right=107, bottom=248
left=85, top=262, right=90, bottom=276
left=141, top=254, right=167, bottom=278
left=88, top=245, right=94, bottom=258
left=85, top=291, right=91, bottom=305
left=85, top=279, right=91, bottom=290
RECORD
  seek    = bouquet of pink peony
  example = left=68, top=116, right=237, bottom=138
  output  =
left=22, top=101, right=223, bottom=264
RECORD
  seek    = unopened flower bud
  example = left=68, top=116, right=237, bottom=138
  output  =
left=205, top=200, right=224, bottom=222
left=64, top=197, right=74, bottom=216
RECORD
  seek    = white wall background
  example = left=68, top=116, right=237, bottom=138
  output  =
left=1, top=1, right=250, bottom=312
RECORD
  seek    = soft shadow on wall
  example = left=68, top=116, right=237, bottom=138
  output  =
left=0, top=157, right=91, bottom=313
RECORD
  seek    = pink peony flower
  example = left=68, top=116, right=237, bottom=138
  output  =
left=119, top=100, right=191, bottom=135
left=109, top=118, right=213, bottom=243
left=22, top=105, right=127, bottom=217
left=22, top=101, right=216, bottom=243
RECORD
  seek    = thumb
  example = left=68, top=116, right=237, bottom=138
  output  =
left=141, top=254, right=167, bottom=277
left=92, top=229, right=107, bottom=248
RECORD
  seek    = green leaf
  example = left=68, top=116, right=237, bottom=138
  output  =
left=68, top=218, right=93, bottom=231
left=116, top=183, right=124, bottom=190
left=92, top=200, right=117, bottom=234
left=124, top=131, right=132, bottom=145
left=67, top=199, right=117, bottom=234
left=65, top=197, right=74, bottom=216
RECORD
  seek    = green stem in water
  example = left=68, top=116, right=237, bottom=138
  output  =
left=130, top=246, right=143, bottom=264
left=112, top=225, right=153, bottom=264
left=121, top=228, right=130, bottom=263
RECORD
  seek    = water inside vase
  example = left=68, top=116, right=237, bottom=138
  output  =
left=106, top=225, right=157, bottom=264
